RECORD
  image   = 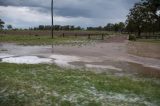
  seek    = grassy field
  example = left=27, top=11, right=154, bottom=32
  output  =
left=0, top=30, right=118, bottom=45
left=0, top=32, right=160, bottom=106
left=0, top=30, right=114, bottom=36
left=0, top=32, right=114, bottom=45
left=0, top=35, right=93, bottom=45
left=0, top=63, right=160, bottom=106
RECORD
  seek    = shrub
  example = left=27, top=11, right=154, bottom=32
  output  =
left=129, top=35, right=136, bottom=41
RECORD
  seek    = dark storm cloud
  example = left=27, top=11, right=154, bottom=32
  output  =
left=0, top=0, right=49, bottom=8
left=54, top=7, right=91, bottom=17
left=0, top=0, right=140, bottom=18
left=0, top=0, right=140, bottom=28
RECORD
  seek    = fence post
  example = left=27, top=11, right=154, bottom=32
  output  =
left=62, top=33, right=64, bottom=37
left=75, top=33, right=77, bottom=38
left=88, top=34, right=91, bottom=39
left=102, top=34, right=104, bottom=40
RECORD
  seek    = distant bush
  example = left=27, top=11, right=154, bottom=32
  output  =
left=129, top=35, right=136, bottom=41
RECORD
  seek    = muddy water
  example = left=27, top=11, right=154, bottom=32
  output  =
left=128, top=42, right=160, bottom=59
left=0, top=42, right=160, bottom=77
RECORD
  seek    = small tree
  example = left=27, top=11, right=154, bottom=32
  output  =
left=113, top=23, right=120, bottom=32
left=7, top=25, right=13, bottom=30
left=39, top=25, right=45, bottom=30
left=118, top=22, right=125, bottom=32
left=0, top=19, right=5, bottom=30
left=126, top=20, right=135, bottom=34
left=104, top=23, right=114, bottom=31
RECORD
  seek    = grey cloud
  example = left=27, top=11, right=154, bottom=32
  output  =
left=0, top=0, right=140, bottom=28
left=0, top=0, right=140, bottom=18
left=55, top=7, right=92, bottom=17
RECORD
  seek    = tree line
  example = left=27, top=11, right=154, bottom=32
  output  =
left=30, top=22, right=125, bottom=32
left=87, top=22, right=125, bottom=32
left=0, top=20, right=125, bottom=32
left=30, top=25, right=82, bottom=31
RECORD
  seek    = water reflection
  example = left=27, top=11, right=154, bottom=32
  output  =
left=51, top=44, right=54, bottom=54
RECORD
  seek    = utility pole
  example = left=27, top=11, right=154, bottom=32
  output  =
left=51, top=0, right=54, bottom=39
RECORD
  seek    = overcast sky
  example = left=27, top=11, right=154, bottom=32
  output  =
left=0, top=0, right=140, bottom=28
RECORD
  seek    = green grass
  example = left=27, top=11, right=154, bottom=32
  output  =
left=0, top=34, right=109, bottom=45
left=0, top=35, right=93, bottom=45
left=0, top=63, right=160, bottom=106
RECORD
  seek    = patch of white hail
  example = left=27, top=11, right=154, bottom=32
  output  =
left=2, top=56, right=52, bottom=64
left=50, top=54, right=80, bottom=67
left=60, top=85, right=156, bottom=106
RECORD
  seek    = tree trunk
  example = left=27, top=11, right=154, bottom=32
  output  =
left=138, top=28, right=141, bottom=38
left=152, top=24, right=155, bottom=35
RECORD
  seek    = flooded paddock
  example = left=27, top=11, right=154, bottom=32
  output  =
left=0, top=41, right=160, bottom=77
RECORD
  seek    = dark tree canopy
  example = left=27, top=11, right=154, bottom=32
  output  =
left=7, top=25, right=13, bottom=30
left=87, top=22, right=125, bottom=32
left=126, top=0, right=160, bottom=37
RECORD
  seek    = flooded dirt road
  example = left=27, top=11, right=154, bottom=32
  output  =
left=0, top=38, right=160, bottom=77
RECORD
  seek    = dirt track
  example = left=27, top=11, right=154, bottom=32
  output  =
left=128, top=42, right=160, bottom=59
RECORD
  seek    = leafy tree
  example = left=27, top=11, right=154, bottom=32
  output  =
left=70, top=26, right=75, bottom=30
left=104, top=23, right=114, bottom=31
left=118, top=22, right=125, bottom=32
left=7, top=25, right=13, bottom=30
left=104, top=22, right=125, bottom=32
left=126, top=20, right=136, bottom=34
left=142, top=0, right=160, bottom=32
left=113, top=23, right=120, bottom=32
left=75, top=26, right=81, bottom=30
left=126, top=3, right=147, bottom=37
left=39, top=25, right=45, bottom=30
left=126, top=0, right=160, bottom=37
left=0, top=19, right=5, bottom=30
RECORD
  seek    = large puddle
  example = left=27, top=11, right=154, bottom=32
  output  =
left=0, top=42, right=160, bottom=77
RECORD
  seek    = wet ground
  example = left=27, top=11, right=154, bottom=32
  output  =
left=0, top=36, right=160, bottom=77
